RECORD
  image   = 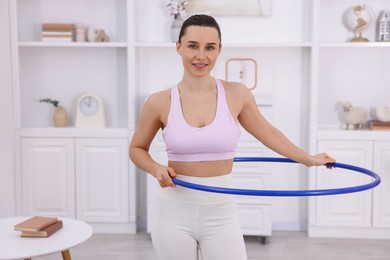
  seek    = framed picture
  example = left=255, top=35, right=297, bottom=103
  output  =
left=186, top=0, right=272, bottom=17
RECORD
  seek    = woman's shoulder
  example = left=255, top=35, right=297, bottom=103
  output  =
left=144, top=89, right=171, bottom=112
left=219, top=80, right=251, bottom=96
left=146, top=88, right=171, bottom=104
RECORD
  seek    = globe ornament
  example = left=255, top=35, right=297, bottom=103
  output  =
left=376, top=107, right=390, bottom=123
left=342, top=5, right=375, bottom=42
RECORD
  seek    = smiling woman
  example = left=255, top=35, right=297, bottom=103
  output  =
left=129, top=14, right=335, bottom=260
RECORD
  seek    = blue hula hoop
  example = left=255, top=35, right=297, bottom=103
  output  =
left=171, top=157, right=381, bottom=197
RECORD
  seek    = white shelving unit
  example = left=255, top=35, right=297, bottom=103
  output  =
left=8, top=0, right=390, bottom=238
left=308, top=0, right=390, bottom=239
left=10, top=0, right=136, bottom=233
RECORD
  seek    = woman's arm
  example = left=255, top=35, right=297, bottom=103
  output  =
left=236, top=85, right=334, bottom=167
left=129, top=93, right=176, bottom=187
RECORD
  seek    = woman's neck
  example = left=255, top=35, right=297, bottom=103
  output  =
left=179, top=75, right=215, bottom=93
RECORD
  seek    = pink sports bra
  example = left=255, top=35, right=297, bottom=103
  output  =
left=162, top=79, right=241, bottom=162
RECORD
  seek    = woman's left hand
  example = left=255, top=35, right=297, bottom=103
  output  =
left=307, top=153, right=336, bottom=168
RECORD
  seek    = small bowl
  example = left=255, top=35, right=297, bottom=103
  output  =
left=376, top=107, right=390, bottom=122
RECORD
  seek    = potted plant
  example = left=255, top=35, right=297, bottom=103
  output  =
left=40, top=98, right=68, bottom=127
left=166, top=0, right=187, bottom=41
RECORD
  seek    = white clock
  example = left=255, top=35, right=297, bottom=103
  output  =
left=75, top=92, right=106, bottom=128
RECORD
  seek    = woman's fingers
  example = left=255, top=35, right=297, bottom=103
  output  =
left=157, top=167, right=176, bottom=188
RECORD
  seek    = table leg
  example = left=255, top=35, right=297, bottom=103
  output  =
left=61, top=250, right=71, bottom=260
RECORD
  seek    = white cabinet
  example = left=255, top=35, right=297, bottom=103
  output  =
left=233, top=146, right=272, bottom=238
left=373, top=141, right=390, bottom=228
left=146, top=142, right=167, bottom=233
left=21, top=138, right=75, bottom=218
left=75, top=138, right=128, bottom=223
left=21, top=135, right=130, bottom=231
left=309, top=135, right=390, bottom=239
left=10, top=0, right=136, bottom=233
left=308, top=0, right=390, bottom=239
left=315, top=141, right=373, bottom=228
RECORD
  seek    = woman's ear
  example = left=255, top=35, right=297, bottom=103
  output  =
left=176, top=41, right=182, bottom=55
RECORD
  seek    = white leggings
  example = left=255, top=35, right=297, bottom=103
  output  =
left=151, top=174, right=247, bottom=260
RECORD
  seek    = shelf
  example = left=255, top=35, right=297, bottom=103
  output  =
left=135, top=42, right=312, bottom=48
left=319, top=42, right=390, bottom=48
left=18, top=42, right=127, bottom=48
left=16, top=127, right=128, bottom=138
left=225, top=42, right=312, bottom=48
left=317, top=129, right=390, bottom=141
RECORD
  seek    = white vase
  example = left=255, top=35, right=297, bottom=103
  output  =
left=171, top=15, right=184, bottom=42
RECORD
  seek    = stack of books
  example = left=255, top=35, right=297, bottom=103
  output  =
left=42, top=23, right=74, bottom=42
left=14, top=216, right=63, bottom=237
left=369, top=120, right=390, bottom=131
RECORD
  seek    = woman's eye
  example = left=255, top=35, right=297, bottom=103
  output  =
left=207, top=46, right=215, bottom=50
left=188, top=44, right=197, bottom=49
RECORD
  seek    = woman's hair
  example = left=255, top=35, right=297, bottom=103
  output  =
left=178, top=14, right=222, bottom=44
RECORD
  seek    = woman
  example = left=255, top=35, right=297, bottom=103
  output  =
left=129, top=14, right=335, bottom=260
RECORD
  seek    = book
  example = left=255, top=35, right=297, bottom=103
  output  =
left=21, top=220, right=63, bottom=238
left=42, top=23, right=74, bottom=30
left=14, top=216, right=58, bottom=232
left=369, top=120, right=390, bottom=131
left=42, top=31, right=73, bottom=36
left=370, top=125, right=390, bottom=131
left=42, top=28, right=74, bottom=32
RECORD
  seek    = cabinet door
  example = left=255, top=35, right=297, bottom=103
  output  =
left=233, top=147, right=272, bottom=236
left=316, top=141, right=373, bottom=227
left=76, top=138, right=128, bottom=222
left=147, top=139, right=168, bottom=233
left=21, top=138, right=75, bottom=217
left=373, top=141, right=390, bottom=228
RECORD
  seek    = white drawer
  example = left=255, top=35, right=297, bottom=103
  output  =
left=232, top=172, right=271, bottom=204
left=237, top=204, right=272, bottom=236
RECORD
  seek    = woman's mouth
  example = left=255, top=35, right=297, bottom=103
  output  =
left=192, top=63, right=208, bottom=70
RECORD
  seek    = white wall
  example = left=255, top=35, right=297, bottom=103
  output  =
left=4, top=0, right=311, bottom=230
left=136, top=0, right=311, bottom=43
left=0, top=0, right=15, bottom=217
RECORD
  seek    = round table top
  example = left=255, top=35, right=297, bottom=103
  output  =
left=0, top=216, right=93, bottom=260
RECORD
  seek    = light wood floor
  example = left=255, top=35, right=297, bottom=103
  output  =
left=34, top=231, right=390, bottom=260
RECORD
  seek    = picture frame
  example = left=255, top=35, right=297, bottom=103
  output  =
left=186, top=0, right=272, bottom=17
left=225, top=58, right=258, bottom=90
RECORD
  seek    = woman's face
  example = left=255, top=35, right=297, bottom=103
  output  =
left=176, top=26, right=221, bottom=78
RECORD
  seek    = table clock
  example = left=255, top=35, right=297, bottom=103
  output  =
left=75, top=92, right=106, bottom=128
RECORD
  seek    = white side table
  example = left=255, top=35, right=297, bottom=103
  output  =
left=0, top=216, right=93, bottom=260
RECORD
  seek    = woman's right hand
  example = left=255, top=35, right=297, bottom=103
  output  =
left=155, top=166, right=177, bottom=188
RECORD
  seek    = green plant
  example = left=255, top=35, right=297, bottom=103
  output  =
left=40, top=98, right=59, bottom=108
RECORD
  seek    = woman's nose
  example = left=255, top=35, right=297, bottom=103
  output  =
left=196, top=49, right=205, bottom=59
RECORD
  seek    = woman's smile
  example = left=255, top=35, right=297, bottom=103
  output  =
left=192, top=62, right=208, bottom=70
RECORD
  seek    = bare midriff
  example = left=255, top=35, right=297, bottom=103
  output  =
left=168, top=159, right=234, bottom=177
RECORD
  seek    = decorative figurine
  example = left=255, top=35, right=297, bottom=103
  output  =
left=342, top=101, right=367, bottom=130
